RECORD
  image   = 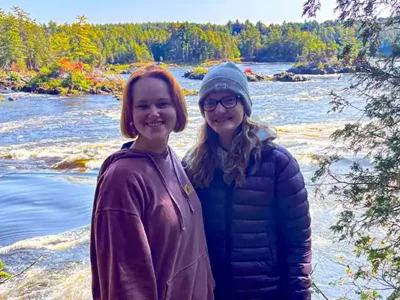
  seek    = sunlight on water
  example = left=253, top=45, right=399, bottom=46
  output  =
left=0, top=228, right=89, bottom=254
left=0, top=227, right=91, bottom=300
left=0, top=263, right=92, bottom=300
left=0, top=119, right=348, bottom=172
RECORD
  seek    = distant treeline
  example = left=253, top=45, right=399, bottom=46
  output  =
left=0, top=7, right=396, bottom=70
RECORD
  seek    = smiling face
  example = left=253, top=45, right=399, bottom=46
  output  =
left=132, top=77, right=177, bottom=148
left=203, top=91, right=244, bottom=138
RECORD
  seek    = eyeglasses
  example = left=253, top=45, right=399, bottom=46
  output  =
left=201, top=95, right=241, bottom=112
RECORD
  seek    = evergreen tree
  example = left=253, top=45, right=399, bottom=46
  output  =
left=304, top=0, right=400, bottom=298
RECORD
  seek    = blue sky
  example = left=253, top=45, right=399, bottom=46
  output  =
left=2, top=0, right=338, bottom=25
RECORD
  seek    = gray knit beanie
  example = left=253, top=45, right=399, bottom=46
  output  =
left=198, top=62, right=252, bottom=116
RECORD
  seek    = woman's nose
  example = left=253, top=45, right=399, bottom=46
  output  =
left=214, top=102, right=226, bottom=114
left=148, top=105, right=160, bottom=116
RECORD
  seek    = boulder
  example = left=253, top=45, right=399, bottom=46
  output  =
left=273, top=72, right=309, bottom=82
left=37, top=87, right=47, bottom=94
left=183, top=70, right=206, bottom=80
left=245, top=73, right=271, bottom=82
left=343, top=66, right=355, bottom=73
left=184, top=69, right=271, bottom=82
left=48, top=87, right=63, bottom=95
left=325, top=67, right=337, bottom=74
left=72, top=85, right=83, bottom=92
left=310, top=68, right=326, bottom=75
left=288, top=65, right=307, bottom=74
left=288, top=60, right=362, bottom=75
left=19, top=86, right=33, bottom=93
left=101, top=86, right=112, bottom=93
left=289, top=65, right=325, bottom=75
left=0, top=79, right=12, bottom=90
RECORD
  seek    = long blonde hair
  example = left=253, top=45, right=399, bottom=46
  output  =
left=185, top=117, right=276, bottom=188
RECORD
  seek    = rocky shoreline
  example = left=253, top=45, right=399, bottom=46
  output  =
left=0, top=71, right=124, bottom=97
left=287, top=59, right=369, bottom=75
left=183, top=69, right=309, bottom=82
left=183, top=59, right=368, bottom=82
left=0, top=70, right=198, bottom=101
left=0, top=60, right=367, bottom=99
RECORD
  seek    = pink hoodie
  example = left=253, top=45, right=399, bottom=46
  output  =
left=90, top=145, right=215, bottom=300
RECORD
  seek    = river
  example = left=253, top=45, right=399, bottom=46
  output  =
left=0, top=63, right=367, bottom=299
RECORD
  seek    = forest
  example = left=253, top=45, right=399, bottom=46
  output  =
left=2, top=6, right=395, bottom=70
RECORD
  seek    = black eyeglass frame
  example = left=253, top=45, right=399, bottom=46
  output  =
left=200, top=95, right=241, bottom=112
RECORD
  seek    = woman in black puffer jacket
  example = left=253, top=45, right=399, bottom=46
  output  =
left=184, top=62, right=312, bottom=300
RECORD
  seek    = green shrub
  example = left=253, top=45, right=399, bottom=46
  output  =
left=68, top=89, right=80, bottom=95
left=27, top=73, right=51, bottom=88
left=108, top=64, right=131, bottom=71
left=192, top=67, right=208, bottom=75
left=39, top=66, right=52, bottom=75
left=8, top=72, right=20, bottom=82
left=47, top=78, right=63, bottom=89
left=62, top=72, right=91, bottom=90
left=293, top=61, right=308, bottom=68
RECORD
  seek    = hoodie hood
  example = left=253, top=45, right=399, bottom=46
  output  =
left=97, top=140, right=170, bottom=178
left=97, top=141, right=152, bottom=177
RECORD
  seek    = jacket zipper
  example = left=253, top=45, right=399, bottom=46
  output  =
left=225, top=182, right=234, bottom=297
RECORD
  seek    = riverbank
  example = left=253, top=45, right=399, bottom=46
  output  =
left=288, top=58, right=369, bottom=75
left=0, top=61, right=125, bottom=97
left=0, top=58, right=361, bottom=98
left=182, top=58, right=364, bottom=82
left=183, top=67, right=309, bottom=82
left=0, top=60, right=204, bottom=97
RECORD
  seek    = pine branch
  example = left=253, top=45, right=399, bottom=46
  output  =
left=0, top=255, right=44, bottom=285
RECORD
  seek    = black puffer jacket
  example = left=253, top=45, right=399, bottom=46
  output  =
left=188, top=143, right=312, bottom=300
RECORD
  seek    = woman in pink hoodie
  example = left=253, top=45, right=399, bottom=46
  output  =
left=90, top=66, right=215, bottom=300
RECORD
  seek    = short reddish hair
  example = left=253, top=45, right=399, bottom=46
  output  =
left=120, top=65, right=188, bottom=139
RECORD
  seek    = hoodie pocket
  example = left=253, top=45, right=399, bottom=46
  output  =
left=164, top=252, right=215, bottom=300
